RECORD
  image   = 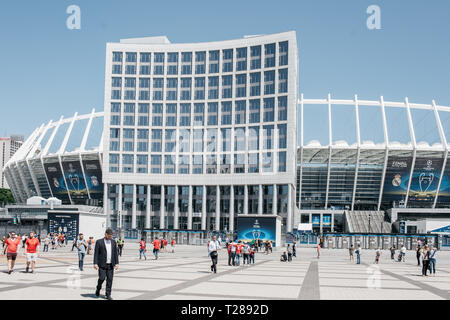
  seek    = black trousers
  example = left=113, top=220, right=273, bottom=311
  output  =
left=210, top=254, right=218, bottom=273
left=97, top=264, right=114, bottom=296
left=118, top=245, right=123, bottom=256
left=422, top=260, right=430, bottom=276
left=228, top=253, right=232, bottom=266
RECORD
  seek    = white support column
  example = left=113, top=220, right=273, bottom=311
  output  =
left=80, top=109, right=96, bottom=152
left=104, top=183, right=109, bottom=227
left=351, top=95, right=361, bottom=210
left=404, top=97, right=417, bottom=208
left=201, top=185, right=207, bottom=230
left=272, top=184, right=277, bottom=215
left=215, top=185, right=220, bottom=231
left=188, top=185, right=193, bottom=230
left=229, top=185, right=234, bottom=233
left=174, top=185, right=179, bottom=229
left=160, top=185, right=165, bottom=229
left=325, top=93, right=333, bottom=209
left=378, top=96, right=390, bottom=211
left=244, top=184, right=248, bottom=214
left=258, top=184, right=263, bottom=215
left=432, top=100, right=448, bottom=209
left=298, top=94, right=304, bottom=210
left=331, top=213, right=335, bottom=232
left=118, top=184, right=123, bottom=230
left=146, top=185, right=151, bottom=229
left=287, top=185, right=292, bottom=232
left=132, top=184, right=137, bottom=230
left=58, top=112, right=78, bottom=155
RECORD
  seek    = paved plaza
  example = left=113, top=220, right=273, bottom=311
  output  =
left=0, top=243, right=449, bottom=300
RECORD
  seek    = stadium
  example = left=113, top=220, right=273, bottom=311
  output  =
left=3, top=31, right=450, bottom=242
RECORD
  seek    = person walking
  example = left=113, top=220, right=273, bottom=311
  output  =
left=43, top=235, right=50, bottom=252
left=117, top=237, right=124, bottom=257
left=292, top=242, right=297, bottom=258
left=230, top=240, right=237, bottom=266
left=400, top=244, right=407, bottom=262
left=428, top=246, right=437, bottom=276
left=235, top=241, right=243, bottom=266
left=76, top=233, right=88, bottom=271
left=2, top=232, right=21, bottom=274
left=287, top=244, right=293, bottom=262
left=152, top=237, right=160, bottom=260
left=416, top=245, right=422, bottom=266
left=390, top=245, right=396, bottom=260
left=421, top=245, right=430, bottom=276
left=94, top=228, right=119, bottom=300
left=171, top=238, right=175, bottom=253
left=139, top=238, right=147, bottom=260
left=249, top=245, right=255, bottom=264
left=242, top=242, right=250, bottom=265
left=317, top=243, right=321, bottom=259
left=227, top=241, right=232, bottom=266
left=25, top=231, right=40, bottom=273
left=1, top=236, right=6, bottom=250
left=22, top=234, right=27, bottom=249
left=349, top=245, right=355, bottom=261
left=374, top=247, right=381, bottom=264
left=208, top=235, right=220, bottom=273
left=87, top=237, right=94, bottom=255
left=355, top=245, right=361, bottom=264
left=51, top=234, right=57, bottom=250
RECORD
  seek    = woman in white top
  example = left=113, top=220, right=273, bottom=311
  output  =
left=208, top=236, right=221, bottom=273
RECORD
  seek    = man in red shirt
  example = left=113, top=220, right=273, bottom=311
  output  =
left=25, top=231, right=40, bottom=273
left=2, top=232, right=21, bottom=274
left=152, top=237, right=160, bottom=260
left=139, top=238, right=147, bottom=260
left=170, top=238, right=175, bottom=253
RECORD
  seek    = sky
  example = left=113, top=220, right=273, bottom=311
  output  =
left=0, top=0, right=449, bottom=145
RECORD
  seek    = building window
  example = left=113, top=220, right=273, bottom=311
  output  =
left=113, top=52, right=123, bottom=62
left=278, top=96, right=287, bottom=121
left=222, top=49, right=233, bottom=72
left=221, top=102, right=232, bottom=125
left=235, top=74, right=246, bottom=98
left=181, top=52, right=192, bottom=75
left=166, top=78, right=178, bottom=100
left=250, top=45, right=261, bottom=70
left=207, top=103, right=218, bottom=126
left=263, top=98, right=274, bottom=122
left=278, top=68, right=288, bottom=93
left=167, top=52, right=178, bottom=75
left=180, top=78, right=191, bottom=100
left=264, top=71, right=275, bottom=95
left=235, top=100, right=246, bottom=125
left=279, top=41, right=288, bottom=66
left=194, top=77, right=205, bottom=100
left=180, top=103, right=191, bottom=126
left=152, top=103, right=163, bottom=126
left=193, top=103, right=204, bottom=126
left=209, top=50, right=219, bottom=73
left=222, top=75, right=232, bottom=99
left=195, top=51, right=206, bottom=74
left=264, top=43, right=275, bottom=68
left=249, top=99, right=260, bottom=123
left=236, top=47, right=247, bottom=71
left=165, top=104, right=177, bottom=127
left=208, top=76, right=219, bottom=99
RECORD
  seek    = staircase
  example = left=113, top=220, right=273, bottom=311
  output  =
left=345, top=211, right=391, bottom=233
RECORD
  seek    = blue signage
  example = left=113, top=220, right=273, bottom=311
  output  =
left=237, top=217, right=276, bottom=245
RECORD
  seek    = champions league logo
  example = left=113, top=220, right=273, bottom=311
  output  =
left=252, top=220, right=261, bottom=241
left=67, top=163, right=81, bottom=193
left=419, top=172, right=434, bottom=193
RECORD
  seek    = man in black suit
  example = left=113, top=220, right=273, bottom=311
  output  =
left=94, top=228, right=119, bottom=300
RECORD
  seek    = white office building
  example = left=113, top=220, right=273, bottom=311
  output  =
left=1, top=135, right=24, bottom=189
left=102, top=31, right=299, bottom=235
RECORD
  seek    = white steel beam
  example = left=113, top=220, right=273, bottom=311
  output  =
left=377, top=96, right=390, bottom=211
left=351, top=95, right=361, bottom=210
left=58, top=112, right=78, bottom=155
left=432, top=99, right=448, bottom=209
left=404, top=97, right=417, bottom=208
left=324, top=93, right=332, bottom=209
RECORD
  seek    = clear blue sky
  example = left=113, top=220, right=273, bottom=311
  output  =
left=0, top=0, right=449, bottom=145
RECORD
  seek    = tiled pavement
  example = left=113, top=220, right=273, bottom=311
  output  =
left=0, top=243, right=448, bottom=300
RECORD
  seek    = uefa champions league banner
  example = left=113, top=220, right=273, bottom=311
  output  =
left=382, top=156, right=412, bottom=202
left=237, top=217, right=276, bottom=245
left=436, top=162, right=450, bottom=203
left=408, top=158, right=443, bottom=202
left=82, top=159, right=103, bottom=199
left=44, top=161, right=71, bottom=203
left=62, top=160, right=88, bottom=203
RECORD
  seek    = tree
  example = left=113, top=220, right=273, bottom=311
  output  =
left=0, top=188, right=15, bottom=206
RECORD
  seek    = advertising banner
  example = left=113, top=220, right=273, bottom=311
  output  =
left=312, top=214, right=321, bottom=226
left=408, top=157, right=443, bottom=202
left=237, top=216, right=276, bottom=245
left=44, top=161, right=70, bottom=203
left=82, top=159, right=103, bottom=200
left=322, top=214, right=332, bottom=226
left=62, top=160, right=88, bottom=204
left=382, top=156, right=412, bottom=202
left=47, top=213, right=79, bottom=240
left=437, top=162, right=450, bottom=204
